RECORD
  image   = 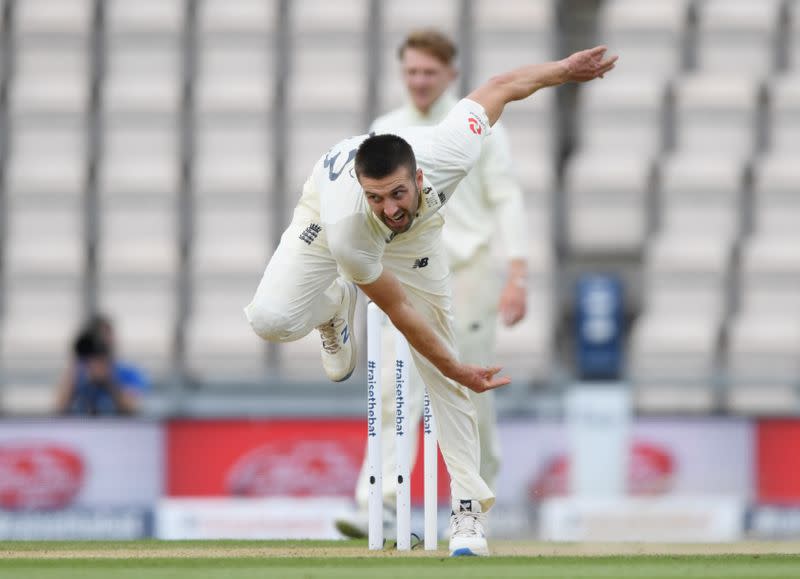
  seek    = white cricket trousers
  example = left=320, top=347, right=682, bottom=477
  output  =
left=244, top=211, right=495, bottom=511
left=354, top=247, right=502, bottom=510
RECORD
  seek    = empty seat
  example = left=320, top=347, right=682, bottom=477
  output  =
left=501, top=89, right=557, bottom=160
left=598, top=0, right=689, bottom=78
left=631, top=227, right=731, bottom=413
left=752, top=153, right=800, bottom=234
left=564, top=153, right=653, bottom=256
left=106, top=0, right=185, bottom=36
left=194, top=121, right=272, bottom=198
left=10, top=44, right=89, bottom=117
left=195, top=38, right=274, bottom=116
left=1, top=277, right=83, bottom=385
left=658, top=153, right=746, bottom=243
left=287, top=0, right=365, bottom=118
left=99, top=123, right=181, bottom=197
left=512, top=152, right=555, bottom=207
left=382, top=0, right=459, bottom=37
left=97, top=198, right=179, bottom=277
left=290, top=0, right=368, bottom=36
left=6, top=125, right=87, bottom=197
left=103, top=40, right=182, bottom=116
left=472, top=0, right=554, bottom=84
left=191, top=201, right=273, bottom=277
left=739, top=235, right=800, bottom=313
left=726, top=236, right=800, bottom=413
left=673, top=74, right=761, bottom=157
left=695, top=0, right=782, bottom=74
left=643, top=234, right=732, bottom=321
left=288, top=43, right=365, bottom=115
left=11, top=0, right=90, bottom=119
left=198, top=0, right=278, bottom=36
left=15, top=0, right=92, bottom=37
left=578, top=76, right=669, bottom=155
left=726, top=313, right=800, bottom=414
left=4, top=203, right=85, bottom=278
left=629, top=312, right=719, bottom=413
left=768, top=74, right=800, bottom=152
left=185, top=277, right=270, bottom=382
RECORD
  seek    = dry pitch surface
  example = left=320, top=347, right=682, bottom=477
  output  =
left=1, top=539, right=800, bottom=559
left=0, top=540, right=798, bottom=579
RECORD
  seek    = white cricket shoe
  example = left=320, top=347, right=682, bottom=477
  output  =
left=448, top=499, right=489, bottom=557
left=316, top=281, right=358, bottom=382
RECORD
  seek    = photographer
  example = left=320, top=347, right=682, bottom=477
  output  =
left=55, top=314, right=149, bottom=416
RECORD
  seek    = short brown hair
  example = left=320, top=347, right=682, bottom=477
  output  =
left=397, top=29, right=457, bottom=65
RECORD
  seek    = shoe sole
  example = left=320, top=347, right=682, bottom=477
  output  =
left=450, top=548, right=480, bottom=557
left=332, top=282, right=358, bottom=382
left=334, top=519, right=367, bottom=539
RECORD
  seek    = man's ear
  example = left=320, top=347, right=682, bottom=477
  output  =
left=416, top=167, right=424, bottom=190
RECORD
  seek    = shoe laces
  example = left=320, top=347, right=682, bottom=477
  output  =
left=450, top=508, right=485, bottom=538
left=318, top=316, right=345, bottom=354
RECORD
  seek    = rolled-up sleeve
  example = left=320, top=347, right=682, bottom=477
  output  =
left=409, top=98, right=492, bottom=205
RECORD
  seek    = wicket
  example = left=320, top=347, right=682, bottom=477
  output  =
left=366, top=301, right=438, bottom=551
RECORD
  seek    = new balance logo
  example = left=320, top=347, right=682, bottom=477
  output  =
left=412, top=257, right=429, bottom=269
left=341, top=325, right=350, bottom=344
left=299, top=223, right=322, bottom=245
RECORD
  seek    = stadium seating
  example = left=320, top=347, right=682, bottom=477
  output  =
left=564, top=153, right=653, bottom=257
left=727, top=235, right=800, bottom=414
left=769, top=73, right=800, bottom=151
left=185, top=0, right=278, bottom=385
left=673, top=73, right=762, bottom=158
left=597, top=0, right=690, bottom=79
left=472, top=0, right=554, bottom=85
left=695, top=0, right=782, bottom=74
left=1, top=0, right=799, bottom=417
left=577, top=76, right=670, bottom=156
left=790, top=0, right=800, bottom=70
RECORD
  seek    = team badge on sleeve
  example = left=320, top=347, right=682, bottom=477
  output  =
left=468, top=117, right=483, bottom=135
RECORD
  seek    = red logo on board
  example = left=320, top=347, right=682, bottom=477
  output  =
left=226, top=440, right=361, bottom=497
left=528, top=442, right=674, bottom=499
left=0, top=444, right=85, bottom=510
left=468, top=117, right=482, bottom=135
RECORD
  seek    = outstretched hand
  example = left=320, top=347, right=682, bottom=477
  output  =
left=453, top=364, right=512, bottom=394
left=562, top=45, right=618, bottom=83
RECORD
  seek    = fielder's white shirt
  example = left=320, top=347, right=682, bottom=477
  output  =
left=371, top=94, right=527, bottom=268
left=294, top=98, right=491, bottom=286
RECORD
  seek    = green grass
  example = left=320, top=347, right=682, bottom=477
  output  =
left=0, top=541, right=797, bottom=579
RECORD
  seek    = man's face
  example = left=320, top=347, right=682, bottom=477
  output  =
left=359, top=165, right=424, bottom=234
left=401, top=47, right=456, bottom=114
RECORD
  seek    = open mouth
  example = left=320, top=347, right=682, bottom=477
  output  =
left=385, top=212, right=409, bottom=230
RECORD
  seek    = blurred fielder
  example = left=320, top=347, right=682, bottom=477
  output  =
left=245, top=46, right=616, bottom=556
left=337, top=29, right=529, bottom=540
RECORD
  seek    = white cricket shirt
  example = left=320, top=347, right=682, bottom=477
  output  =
left=371, top=94, right=527, bottom=268
left=294, top=98, right=491, bottom=285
